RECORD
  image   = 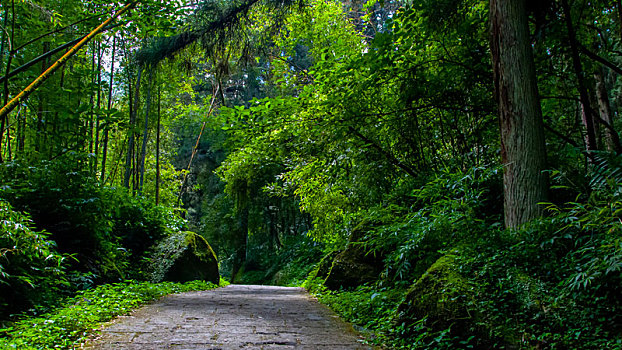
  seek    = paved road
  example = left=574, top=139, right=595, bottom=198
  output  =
left=84, top=285, right=373, bottom=349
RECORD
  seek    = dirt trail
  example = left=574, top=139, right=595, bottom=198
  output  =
left=84, top=284, right=373, bottom=349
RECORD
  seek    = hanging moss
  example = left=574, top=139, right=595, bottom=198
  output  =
left=135, top=0, right=304, bottom=66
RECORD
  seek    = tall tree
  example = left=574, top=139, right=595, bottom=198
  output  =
left=594, top=67, right=621, bottom=153
left=561, top=0, right=598, bottom=155
left=490, top=0, right=548, bottom=228
left=124, top=65, right=142, bottom=189
left=100, top=36, right=116, bottom=183
left=138, top=67, right=154, bottom=195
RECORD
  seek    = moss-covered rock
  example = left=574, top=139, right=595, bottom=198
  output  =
left=307, top=250, right=340, bottom=282
left=396, top=253, right=477, bottom=334
left=323, top=223, right=383, bottom=290
left=147, top=231, right=219, bottom=284
left=324, top=245, right=382, bottom=290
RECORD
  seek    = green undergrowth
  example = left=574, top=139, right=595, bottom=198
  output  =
left=304, top=278, right=407, bottom=348
left=0, top=280, right=223, bottom=349
left=302, top=168, right=622, bottom=349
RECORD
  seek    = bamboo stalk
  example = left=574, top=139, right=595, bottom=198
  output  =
left=0, top=1, right=139, bottom=122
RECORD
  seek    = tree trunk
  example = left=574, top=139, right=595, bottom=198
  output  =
left=134, top=134, right=140, bottom=192
left=124, top=66, right=141, bottom=189
left=0, top=0, right=15, bottom=162
left=17, top=107, right=24, bottom=153
left=155, top=82, right=161, bottom=205
left=94, top=41, right=102, bottom=174
left=138, top=68, right=154, bottom=195
left=594, top=67, right=621, bottom=153
left=100, top=36, right=116, bottom=183
left=561, top=0, right=598, bottom=156
left=490, top=0, right=548, bottom=228
left=88, top=42, right=96, bottom=168
left=0, top=5, right=9, bottom=76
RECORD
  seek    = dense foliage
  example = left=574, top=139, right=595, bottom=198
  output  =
left=2, top=0, right=622, bottom=348
left=0, top=200, right=67, bottom=316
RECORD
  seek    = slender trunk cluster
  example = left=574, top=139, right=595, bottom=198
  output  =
left=124, top=66, right=142, bottom=189
left=100, top=36, right=116, bottom=183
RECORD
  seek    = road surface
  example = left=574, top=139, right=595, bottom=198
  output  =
left=84, top=284, right=373, bottom=349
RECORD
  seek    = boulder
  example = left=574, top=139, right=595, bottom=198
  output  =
left=396, top=252, right=477, bottom=335
left=323, top=224, right=383, bottom=290
left=148, top=231, right=219, bottom=284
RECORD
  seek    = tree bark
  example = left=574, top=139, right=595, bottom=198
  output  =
left=100, top=36, right=116, bottom=183
left=490, top=0, right=548, bottom=228
left=594, top=67, right=621, bottom=153
left=138, top=68, right=154, bottom=195
left=124, top=66, right=141, bottom=189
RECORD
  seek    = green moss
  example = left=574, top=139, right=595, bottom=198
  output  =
left=397, top=253, right=478, bottom=335
left=184, top=231, right=218, bottom=262
left=323, top=223, right=383, bottom=290
left=147, top=231, right=220, bottom=284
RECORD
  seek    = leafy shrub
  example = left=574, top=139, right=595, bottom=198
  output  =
left=361, top=166, right=501, bottom=282
left=304, top=277, right=404, bottom=348
left=0, top=201, right=68, bottom=318
left=103, top=187, right=183, bottom=267
left=303, top=168, right=622, bottom=349
left=0, top=280, right=219, bottom=349
left=0, top=157, right=125, bottom=282
left=412, top=198, right=622, bottom=349
left=0, top=157, right=186, bottom=284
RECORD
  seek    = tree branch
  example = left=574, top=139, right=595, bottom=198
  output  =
left=544, top=122, right=579, bottom=148
left=14, top=12, right=107, bottom=53
left=0, top=23, right=121, bottom=85
left=578, top=44, right=622, bottom=76
left=347, top=126, right=417, bottom=178
left=0, top=2, right=138, bottom=121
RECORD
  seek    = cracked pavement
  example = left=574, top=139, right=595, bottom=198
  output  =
left=84, top=284, right=373, bottom=349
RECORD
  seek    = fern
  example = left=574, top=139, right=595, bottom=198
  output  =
left=590, top=151, right=622, bottom=190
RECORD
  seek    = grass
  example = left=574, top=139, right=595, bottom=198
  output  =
left=0, top=279, right=225, bottom=349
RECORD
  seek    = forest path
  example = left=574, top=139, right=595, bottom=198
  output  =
left=83, top=284, right=373, bottom=349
